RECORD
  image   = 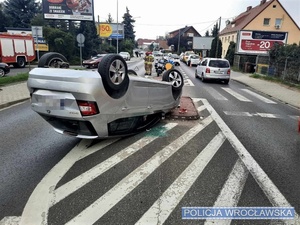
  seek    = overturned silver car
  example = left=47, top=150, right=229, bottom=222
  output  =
left=27, top=53, right=184, bottom=139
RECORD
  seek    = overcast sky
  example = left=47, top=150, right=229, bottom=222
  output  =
left=94, top=0, right=300, bottom=39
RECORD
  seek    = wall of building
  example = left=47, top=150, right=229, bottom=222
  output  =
left=244, top=0, right=300, bottom=45
left=220, top=33, right=237, bottom=58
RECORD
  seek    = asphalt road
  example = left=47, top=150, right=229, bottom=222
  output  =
left=0, top=61, right=299, bottom=225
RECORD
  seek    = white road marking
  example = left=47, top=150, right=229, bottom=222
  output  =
left=197, top=105, right=206, bottom=113
left=289, top=115, right=300, bottom=120
left=201, top=98, right=300, bottom=225
left=184, top=78, right=195, bottom=86
left=19, top=139, right=116, bottom=225
left=0, top=216, right=21, bottom=225
left=206, top=87, right=228, bottom=101
left=224, top=111, right=253, bottom=117
left=204, top=159, right=249, bottom=225
left=255, top=113, right=281, bottom=118
left=52, top=123, right=178, bottom=205
left=135, top=132, right=226, bottom=225
left=224, top=111, right=281, bottom=118
left=242, top=89, right=277, bottom=104
left=65, top=117, right=214, bottom=225
left=221, top=88, right=252, bottom=102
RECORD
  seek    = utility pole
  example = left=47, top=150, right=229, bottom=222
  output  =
left=215, top=17, right=221, bottom=58
left=116, top=0, right=119, bottom=54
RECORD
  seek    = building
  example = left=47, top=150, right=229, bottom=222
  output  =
left=168, top=26, right=201, bottom=52
left=136, top=38, right=169, bottom=51
left=219, top=0, right=300, bottom=58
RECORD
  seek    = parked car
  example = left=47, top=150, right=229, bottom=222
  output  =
left=169, top=54, right=180, bottom=66
left=27, top=53, right=184, bottom=139
left=0, top=62, right=10, bottom=77
left=82, top=54, right=106, bottom=68
left=119, top=52, right=131, bottom=61
left=187, top=54, right=200, bottom=66
left=195, top=58, right=231, bottom=84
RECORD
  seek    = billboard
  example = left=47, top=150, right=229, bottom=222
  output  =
left=237, top=30, right=288, bottom=54
left=97, top=23, right=124, bottom=39
left=42, top=0, right=94, bottom=21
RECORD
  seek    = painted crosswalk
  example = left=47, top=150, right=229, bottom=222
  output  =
left=2, top=99, right=299, bottom=225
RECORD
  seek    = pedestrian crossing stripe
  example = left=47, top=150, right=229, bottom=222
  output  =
left=13, top=98, right=299, bottom=225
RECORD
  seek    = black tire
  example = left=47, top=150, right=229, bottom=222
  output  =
left=98, top=54, right=129, bottom=99
left=17, top=57, right=26, bottom=68
left=201, top=74, right=206, bottom=82
left=162, top=69, right=184, bottom=91
left=128, top=69, right=137, bottom=76
left=223, top=79, right=230, bottom=84
left=0, top=68, right=5, bottom=77
left=38, top=52, right=68, bottom=68
left=195, top=70, right=198, bottom=79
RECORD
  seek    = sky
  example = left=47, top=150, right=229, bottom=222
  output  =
left=93, top=0, right=300, bottom=39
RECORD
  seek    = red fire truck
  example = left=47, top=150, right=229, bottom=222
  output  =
left=0, top=33, right=36, bottom=68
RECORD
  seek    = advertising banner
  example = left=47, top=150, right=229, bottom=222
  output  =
left=237, top=30, right=288, bottom=54
left=42, top=0, right=94, bottom=21
left=97, top=23, right=124, bottom=39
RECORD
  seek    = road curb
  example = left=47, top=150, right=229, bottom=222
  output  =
left=0, top=98, right=30, bottom=110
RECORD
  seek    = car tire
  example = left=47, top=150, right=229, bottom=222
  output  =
left=38, top=52, right=68, bottom=68
left=195, top=70, right=198, bottom=79
left=162, top=69, right=184, bottom=91
left=17, top=57, right=26, bottom=68
left=201, top=74, right=206, bottom=82
left=224, top=79, right=229, bottom=84
left=0, top=68, right=5, bottom=77
left=98, top=54, right=129, bottom=99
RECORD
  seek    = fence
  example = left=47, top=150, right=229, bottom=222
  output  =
left=234, top=54, right=300, bottom=84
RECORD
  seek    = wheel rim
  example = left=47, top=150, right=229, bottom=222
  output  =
left=0, top=69, right=4, bottom=77
left=109, top=59, right=126, bottom=85
left=169, top=71, right=182, bottom=88
left=49, top=58, right=63, bottom=68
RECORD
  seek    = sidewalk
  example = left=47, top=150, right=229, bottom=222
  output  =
left=231, top=71, right=300, bottom=109
left=0, top=69, right=299, bottom=111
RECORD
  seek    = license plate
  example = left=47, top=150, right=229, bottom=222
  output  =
left=41, top=97, right=65, bottom=109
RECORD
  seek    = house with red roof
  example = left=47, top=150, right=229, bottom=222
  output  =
left=220, top=0, right=300, bottom=58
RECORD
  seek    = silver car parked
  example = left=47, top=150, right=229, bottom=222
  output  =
left=195, top=58, right=231, bottom=84
left=27, top=53, right=184, bottom=139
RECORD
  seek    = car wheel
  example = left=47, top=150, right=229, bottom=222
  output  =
left=17, top=57, right=26, bottom=68
left=38, top=52, right=68, bottom=68
left=98, top=54, right=129, bottom=98
left=201, top=74, right=206, bottom=82
left=195, top=70, right=198, bottom=79
left=0, top=68, right=5, bottom=77
left=224, top=79, right=229, bottom=84
left=162, top=69, right=184, bottom=91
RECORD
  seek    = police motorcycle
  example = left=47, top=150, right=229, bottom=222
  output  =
left=155, top=56, right=175, bottom=76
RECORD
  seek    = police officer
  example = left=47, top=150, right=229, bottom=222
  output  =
left=144, top=52, right=154, bottom=75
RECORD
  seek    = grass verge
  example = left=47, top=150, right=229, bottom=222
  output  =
left=0, top=73, right=29, bottom=86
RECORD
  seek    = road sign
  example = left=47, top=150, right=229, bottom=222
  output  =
left=78, top=43, right=84, bottom=47
left=76, top=33, right=85, bottom=44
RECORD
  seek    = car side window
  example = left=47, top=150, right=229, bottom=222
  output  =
left=201, top=60, right=207, bottom=66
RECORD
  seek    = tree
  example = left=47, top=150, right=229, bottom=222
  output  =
left=211, top=22, right=219, bottom=37
left=0, top=2, right=10, bottom=32
left=106, top=13, right=114, bottom=23
left=122, top=7, right=135, bottom=41
left=209, top=37, right=222, bottom=58
left=77, top=21, right=101, bottom=59
left=225, top=41, right=236, bottom=65
left=204, top=30, right=210, bottom=37
left=3, top=0, right=41, bottom=28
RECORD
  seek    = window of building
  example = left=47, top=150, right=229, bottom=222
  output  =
left=187, top=33, right=194, bottom=37
left=232, top=35, right=234, bottom=41
left=228, top=36, right=230, bottom=42
left=263, top=18, right=270, bottom=26
left=275, top=18, right=282, bottom=26
left=273, top=4, right=277, bottom=8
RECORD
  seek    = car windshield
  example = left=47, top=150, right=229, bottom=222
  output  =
left=209, top=60, right=229, bottom=68
left=190, top=55, right=199, bottom=59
